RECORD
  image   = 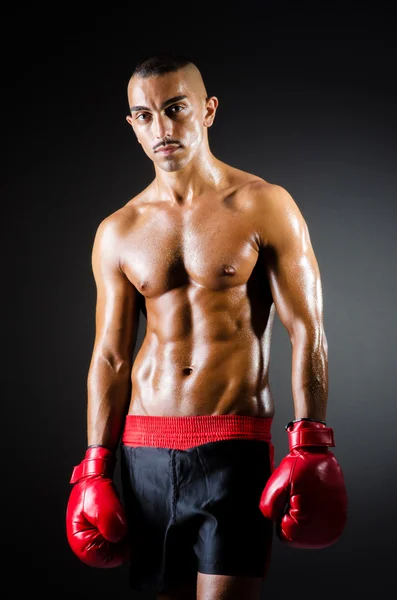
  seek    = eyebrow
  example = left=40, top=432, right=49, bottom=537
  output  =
left=130, top=95, right=188, bottom=113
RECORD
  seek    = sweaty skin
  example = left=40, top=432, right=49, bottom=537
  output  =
left=86, top=64, right=328, bottom=451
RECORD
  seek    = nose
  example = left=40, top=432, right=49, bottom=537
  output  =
left=154, top=114, right=172, bottom=140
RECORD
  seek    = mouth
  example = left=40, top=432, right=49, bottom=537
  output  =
left=155, top=144, right=181, bottom=154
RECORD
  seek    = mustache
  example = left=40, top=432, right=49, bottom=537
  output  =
left=153, top=139, right=181, bottom=151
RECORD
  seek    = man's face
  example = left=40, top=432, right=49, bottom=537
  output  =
left=126, top=67, right=217, bottom=172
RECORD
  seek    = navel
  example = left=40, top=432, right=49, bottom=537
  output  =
left=182, top=366, right=194, bottom=376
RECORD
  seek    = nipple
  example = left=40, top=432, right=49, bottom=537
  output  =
left=223, top=265, right=236, bottom=276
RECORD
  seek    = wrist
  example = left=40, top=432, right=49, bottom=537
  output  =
left=285, top=417, right=326, bottom=431
left=87, top=443, right=113, bottom=451
left=70, top=445, right=116, bottom=484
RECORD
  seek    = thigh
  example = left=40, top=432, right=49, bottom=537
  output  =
left=197, top=573, right=262, bottom=600
left=194, top=439, right=273, bottom=579
left=120, top=444, right=199, bottom=597
left=157, top=572, right=263, bottom=600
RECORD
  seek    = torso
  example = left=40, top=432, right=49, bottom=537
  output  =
left=117, top=167, right=276, bottom=418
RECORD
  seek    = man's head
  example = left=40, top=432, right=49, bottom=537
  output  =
left=126, top=52, right=218, bottom=172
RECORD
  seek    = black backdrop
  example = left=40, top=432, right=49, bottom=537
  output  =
left=2, top=2, right=396, bottom=598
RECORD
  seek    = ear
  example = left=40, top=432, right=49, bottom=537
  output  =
left=203, top=96, right=219, bottom=128
left=126, top=115, right=141, bottom=144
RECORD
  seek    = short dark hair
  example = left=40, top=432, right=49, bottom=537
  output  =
left=132, top=52, right=196, bottom=78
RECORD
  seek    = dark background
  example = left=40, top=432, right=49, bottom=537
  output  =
left=2, top=1, right=396, bottom=598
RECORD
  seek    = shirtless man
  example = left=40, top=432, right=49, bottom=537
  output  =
left=66, top=53, right=347, bottom=600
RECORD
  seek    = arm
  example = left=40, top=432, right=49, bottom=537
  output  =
left=65, top=216, right=137, bottom=567
left=256, top=183, right=328, bottom=422
left=256, top=184, right=347, bottom=549
left=87, top=215, right=141, bottom=451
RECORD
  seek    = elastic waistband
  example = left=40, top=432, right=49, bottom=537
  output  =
left=122, top=414, right=273, bottom=449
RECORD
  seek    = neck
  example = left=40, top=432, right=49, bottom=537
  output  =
left=153, top=147, right=226, bottom=207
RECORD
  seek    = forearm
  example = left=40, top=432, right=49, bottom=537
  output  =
left=87, top=355, right=132, bottom=451
left=290, top=329, right=328, bottom=421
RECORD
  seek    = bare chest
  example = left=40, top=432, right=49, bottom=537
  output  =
left=121, top=203, right=260, bottom=297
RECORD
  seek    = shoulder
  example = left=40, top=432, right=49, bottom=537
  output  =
left=228, top=169, right=295, bottom=210
left=244, top=179, right=296, bottom=207
left=94, top=186, right=152, bottom=242
left=242, top=180, right=309, bottom=247
left=92, top=210, right=125, bottom=252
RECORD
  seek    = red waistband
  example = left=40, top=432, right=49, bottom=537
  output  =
left=121, top=414, right=273, bottom=450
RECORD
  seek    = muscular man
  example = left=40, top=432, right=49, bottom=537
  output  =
left=66, top=52, right=347, bottom=600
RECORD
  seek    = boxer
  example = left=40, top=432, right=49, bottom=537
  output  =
left=66, top=51, right=347, bottom=600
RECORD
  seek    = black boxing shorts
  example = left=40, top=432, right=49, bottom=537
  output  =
left=120, top=414, right=275, bottom=595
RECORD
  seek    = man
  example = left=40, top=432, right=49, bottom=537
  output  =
left=66, top=52, right=347, bottom=600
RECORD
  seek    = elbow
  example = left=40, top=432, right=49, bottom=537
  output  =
left=91, top=351, right=131, bottom=375
left=290, top=320, right=328, bottom=356
left=322, top=330, right=328, bottom=357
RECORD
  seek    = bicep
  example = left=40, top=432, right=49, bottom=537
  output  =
left=259, top=186, right=325, bottom=341
left=91, top=219, right=140, bottom=364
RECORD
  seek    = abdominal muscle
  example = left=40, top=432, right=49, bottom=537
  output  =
left=127, top=290, right=275, bottom=418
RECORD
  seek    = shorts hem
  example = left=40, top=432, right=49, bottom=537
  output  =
left=197, top=561, right=267, bottom=579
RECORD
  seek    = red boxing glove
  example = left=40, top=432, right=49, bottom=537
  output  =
left=66, top=445, right=130, bottom=568
left=259, top=419, right=348, bottom=549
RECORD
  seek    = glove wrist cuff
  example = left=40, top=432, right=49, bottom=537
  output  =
left=70, top=445, right=115, bottom=484
left=288, top=427, right=335, bottom=450
left=286, top=420, right=335, bottom=451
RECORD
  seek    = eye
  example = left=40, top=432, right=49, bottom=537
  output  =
left=166, top=105, right=184, bottom=116
left=136, top=113, right=150, bottom=121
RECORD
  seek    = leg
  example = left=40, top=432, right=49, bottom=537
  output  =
left=193, top=440, right=273, bottom=600
left=197, top=572, right=262, bottom=600
left=156, top=577, right=197, bottom=600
